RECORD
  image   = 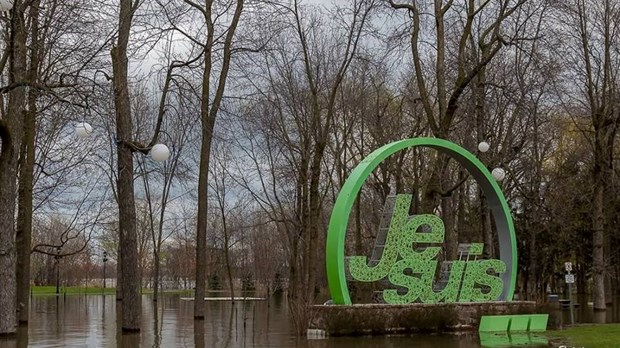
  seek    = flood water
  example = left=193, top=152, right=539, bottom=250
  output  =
left=0, top=293, right=618, bottom=347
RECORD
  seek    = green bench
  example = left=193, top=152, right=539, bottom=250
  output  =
left=478, top=314, right=548, bottom=332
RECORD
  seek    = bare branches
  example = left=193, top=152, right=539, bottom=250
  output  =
left=31, top=178, right=109, bottom=258
left=183, top=0, right=208, bottom=20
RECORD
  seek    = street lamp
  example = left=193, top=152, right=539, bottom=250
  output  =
left=150, top=143, right=170, bottom=162
left=73, top=122, right=171, bottom=161
left=103, top=251, right=108, bottom=291
left=478, top=141, right=490, bottom=153
left=492, top=167, right=506, bottom=182
left=55, top=246, right=62, bottom=295
left=75, top=122, right=93, bottom=139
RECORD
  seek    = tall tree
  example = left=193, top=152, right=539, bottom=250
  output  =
left=565, top=0, right=620, bottom=310
left=138, top=91, right=194, bottom=302
left=180, top=0, right=245, bottom=319
left=10, top=0, right=115, bottom=325
left=386, top=0, right=528, bottom=257
left=290, top=0, right=375, bottom=307
left=0, top=0, right=28, bottom=335
left=111, top=0, right=142, bottom=331
left=15, top=0, right=39, bottom=325
left=110, top=0, right=191, bottom=327
left=229, top=0, right=376, bottom=330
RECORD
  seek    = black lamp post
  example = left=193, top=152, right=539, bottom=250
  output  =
left=55, top=246, right=62, bottom=295
left=103, top=251, right=108, bottom=291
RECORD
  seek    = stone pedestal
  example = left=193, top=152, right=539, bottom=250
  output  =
left=309, top=301, right=546, bottom=336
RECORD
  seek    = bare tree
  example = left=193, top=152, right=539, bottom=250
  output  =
left=15, top=0, right=40, bottom=324
left=227, top=0, right=376, bottom=331
left=169, top=0, right=246, bottom=319
left=0, top=0, right=28, bottom=335
left=13, top=0, right=113, bottom=324
left=110, top=0, right=144, bottom=331
left=386, top=0, right=528, bottom=258
left=138, top=96, right=194, bottom=301
left=552, top=0, right=620, bottom=310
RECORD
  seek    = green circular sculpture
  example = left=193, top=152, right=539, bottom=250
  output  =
left=326, top=137, right=517, bottom=305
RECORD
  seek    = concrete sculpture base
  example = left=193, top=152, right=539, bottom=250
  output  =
left=309, top=301, right=547, bottom=336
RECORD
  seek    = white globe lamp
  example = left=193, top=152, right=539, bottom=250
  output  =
left=150, top=144, right=170, bottom=162
left=0, top=0, right=14, bottom=11
left=492, top=168, right=506, bottom=182
left=75, top=122, right=93, bottom=138
left=478, top=141, right=490, bottom=153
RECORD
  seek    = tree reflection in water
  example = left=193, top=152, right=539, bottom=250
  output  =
left=2, top=294, right=618, bottom=347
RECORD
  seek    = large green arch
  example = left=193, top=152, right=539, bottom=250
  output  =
left=326, top=137, right=517, bottom=305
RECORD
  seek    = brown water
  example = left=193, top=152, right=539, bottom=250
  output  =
left=0, top=294, right=616, bottom=347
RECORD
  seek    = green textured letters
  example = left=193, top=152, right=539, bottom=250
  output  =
left=348, top=194, right=507, bottom=304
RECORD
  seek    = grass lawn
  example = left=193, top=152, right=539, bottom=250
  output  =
left=31, top=286, right=193, bottom=296
left=548, top=324, right=620, bottom=347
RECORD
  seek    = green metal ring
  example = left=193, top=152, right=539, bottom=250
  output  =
left=326, top=137, right=517, bottom=305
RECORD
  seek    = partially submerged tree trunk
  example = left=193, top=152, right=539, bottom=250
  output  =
left=16, top=0, right=41, bottom=324
left=194, top=0, right=245, bottom=319
left=111, top=0, right=141, bottom=331
left=222, top=213, right=235, bottom=302
left=0, top=0, right=28, bottom=335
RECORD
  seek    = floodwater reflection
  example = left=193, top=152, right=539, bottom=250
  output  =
left=479, top=332, right=548, bottom=347
left=0, top=294, right=617, bottom=347
left=559, top=296, right=620, bottom=325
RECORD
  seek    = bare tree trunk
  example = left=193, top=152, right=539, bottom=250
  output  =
left=421, top=155, right=457, bottom=259
left=591, top=108, right=613, bottom=311
left=289, top=157, right=308, bottom=306
left=527, top=214, right=538, bottom=300
left=354, top=197, right=362, bottom=255
left=305, top=139, right=326, bottom=301
left=480, top=196, right=494, bottom=259
left=111, top=0, right=140, bottom=331
left=593, top=182, right=606, bottom=310
left=0, top=0, right=27, bottom=335
left=16, top=0, right=41, bottom=324
left=15, top=78, right=35, bottom=326
left=116, top=245, right=122, bottom=301
left=455, top=170, right=466, bottom=243
left=287, top=231, right=300, bottom=302
left=441, top=195, right=456, bottom=260
left=195, top=129, right=211, bottom=319
left=603, top=158, right=615, bottom=305
left=473, top=62, right=494, bottom=259
left=222, top=220, right=235, bottom=302
left=153, top=251, right=160, bottom=302
left=194, top=0, right=245, bottom=319
left=0, top=98, right=19, bottom=336
left=593, top=150, right=607, bottom=310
